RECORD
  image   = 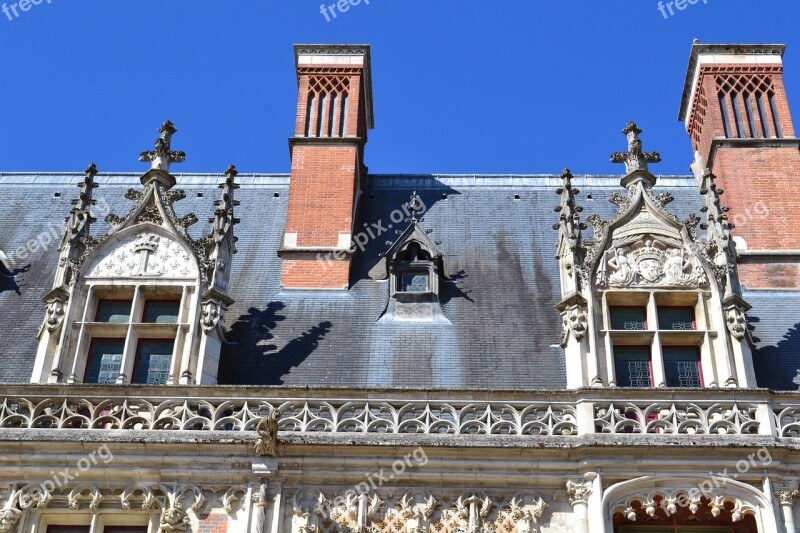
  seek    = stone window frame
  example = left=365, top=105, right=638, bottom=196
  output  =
left=390, top=254, right=439, bottom=298
left=37, top=511, right=154, bottom=533
left=70, top=281, right=195, bottom=386
left=599, top=289, right=712, bottom=389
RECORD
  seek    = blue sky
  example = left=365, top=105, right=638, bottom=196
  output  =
left=0, top=0, right=799, bottom=175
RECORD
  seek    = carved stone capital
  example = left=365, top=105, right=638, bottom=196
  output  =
left=774, top=490, right=799, bottom=506
left=566, top=479, right=592, bottom=506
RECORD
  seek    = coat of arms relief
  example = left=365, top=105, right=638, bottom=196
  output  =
left=597, top=238, right=708, bottom=289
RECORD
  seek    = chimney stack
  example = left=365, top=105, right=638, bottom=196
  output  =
left=279, top=44, right=374, bottom=290
left=680, top=43, right=800, bottom=289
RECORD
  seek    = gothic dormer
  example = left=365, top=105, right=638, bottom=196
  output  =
left=555, top=123, right=756, bottom=389
left=32, top=122, right=240, bottom=386
left=378, top=192, right=448, bottom=323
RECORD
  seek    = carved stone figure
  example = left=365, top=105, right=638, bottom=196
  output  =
left=561, top=305, right=588, bottom=347
left=255, top=410, right=279, bottom=457
left=44, top=294, right=67, bottom=333
left=0, top=507, right=21, bottom=533
left=160, top=505, right=189, bottom=532
left=725, top=305, right=749, bottom=341
left=201, top=299, right=222, bottom=334
left=607, top=246, right=636, bottom=287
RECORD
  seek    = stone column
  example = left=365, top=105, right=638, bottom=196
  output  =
left=775, top=489, right=799, bottom=533
left=566, top=478, right=593, bottom=533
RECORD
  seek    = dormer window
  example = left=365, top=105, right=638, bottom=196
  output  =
left=377, top=193, right=449, bottom=324
left=554, top=125, right=758, bottom=389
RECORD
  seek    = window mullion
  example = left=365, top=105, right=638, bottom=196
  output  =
left=119, top=286, right=144, bottom=384
left=648, top=293, right=666, bottom=387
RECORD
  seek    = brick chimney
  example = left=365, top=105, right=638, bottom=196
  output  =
left=680, top=42, right=800, bottom=289
left=279, top=44, right=374, bottom=290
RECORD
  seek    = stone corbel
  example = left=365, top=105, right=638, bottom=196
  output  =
left=41, top=286, right=70, bottom=336
left=723, top=294, right=753, bottom=346
left=556, top=293, right=588, bottom=348
left=0, top=488, right=23, bottom=533
left=201, top=289, right=234, bottom=336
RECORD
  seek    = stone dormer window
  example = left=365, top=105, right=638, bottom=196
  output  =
left=554, top=124, right=757, bottom=389
left=32, top=123, right=240, bottom=386
left=377, top=193, right=448, bottom=323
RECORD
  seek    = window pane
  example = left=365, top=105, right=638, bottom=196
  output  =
left=610, top=307, right=647, bottom=330
left=664, top=347, right=702, bottom=388
left=143, top=300, right=180, bottom=324
left=133, top=340, right=174, bottom=385
left=658, top=307, right=695, bottom=330
left=401, top=272, right=429, bottom=292
left=95, top=300, right=132, bottom=323
left=105, top=527, right=148, bottom=533
left=85, top=339, right=124, bottom=384
left=614, top=347, right=652, bottom=388
left=48, top=527, right=91, bottom=533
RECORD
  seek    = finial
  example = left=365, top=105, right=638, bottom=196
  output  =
left=139, top=120, right=186, bottom=173
left=84, top=163, right=99, bottom=178
left=610, top=122, right=662, bottom=176
left=553, top=169, right=586, bottom=253
left=406, top=191, right=425, bottom=223
left=210, top=165, right=241, bottom=244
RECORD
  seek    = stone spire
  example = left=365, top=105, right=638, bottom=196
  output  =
left=553, top=169, right=587, bottom=255
left=610, top=122, right=662, bottom=178
left=406, top=191, right=425, bottom=223
left=139, top=120, right=186, bottom=173
left=210, top=165, right=242, bottom=246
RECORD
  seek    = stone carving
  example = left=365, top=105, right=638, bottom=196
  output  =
left=560, top=302, right=588, bottom=347
left=68, top=484, right=103, bottom=512
left=566, top=479, right=592, bottom=506
left=0, top=489, right=21, bottom=533
left=0, top=394, right=579, bottom=436
left=507, top=492, right=548, bottom=532
left=140, top=120, right=186, bottom=173
left=613, top=489, right=756, bottom=523
left=255, top=410, right=279, bottom=457
left=158, top=486, right=205, bottom=532
left=610, top=122, right=662, bottom=175
left=774, top=489, right=799, bottom=506
left=595, top=402, right=759, bottom=435
left=598, top=240, right=707, bottom=289
left=201, top=298, right=223, bottom=334
left=43, top=289, right=68, bottom=333
left=449, top=491, right=494, bottom=533
left=160, top=505, right=190, bottom=532
left=725, top=304, right=749, bottom=342
left=85, top=232, right=196, bottom=279
left=398, top=490, right=437, bottom=533
left=553, top=169, right=587, bottom=255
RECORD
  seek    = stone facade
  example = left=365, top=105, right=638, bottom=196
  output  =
left=1, top=41, right=800, bottom=533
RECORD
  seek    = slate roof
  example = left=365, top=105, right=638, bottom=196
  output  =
left=0, top=172, right=798, bottom=390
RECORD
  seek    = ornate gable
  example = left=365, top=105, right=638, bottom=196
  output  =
left=582, top=123, right=715, bottom=292
left=32, top=122, right=241, bottom=386
left=553, top=122, right=757, bottom=389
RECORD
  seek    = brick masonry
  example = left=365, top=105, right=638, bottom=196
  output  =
left=198, top=513, right=228, bottom=533
left=281, top=54, right=369, bottom=290
left=686, top=62, right=800, bottom=289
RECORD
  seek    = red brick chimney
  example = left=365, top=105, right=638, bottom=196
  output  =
left=279, top=44, right=374, bottom=290
left=680, top=42, right=800, bottom=289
